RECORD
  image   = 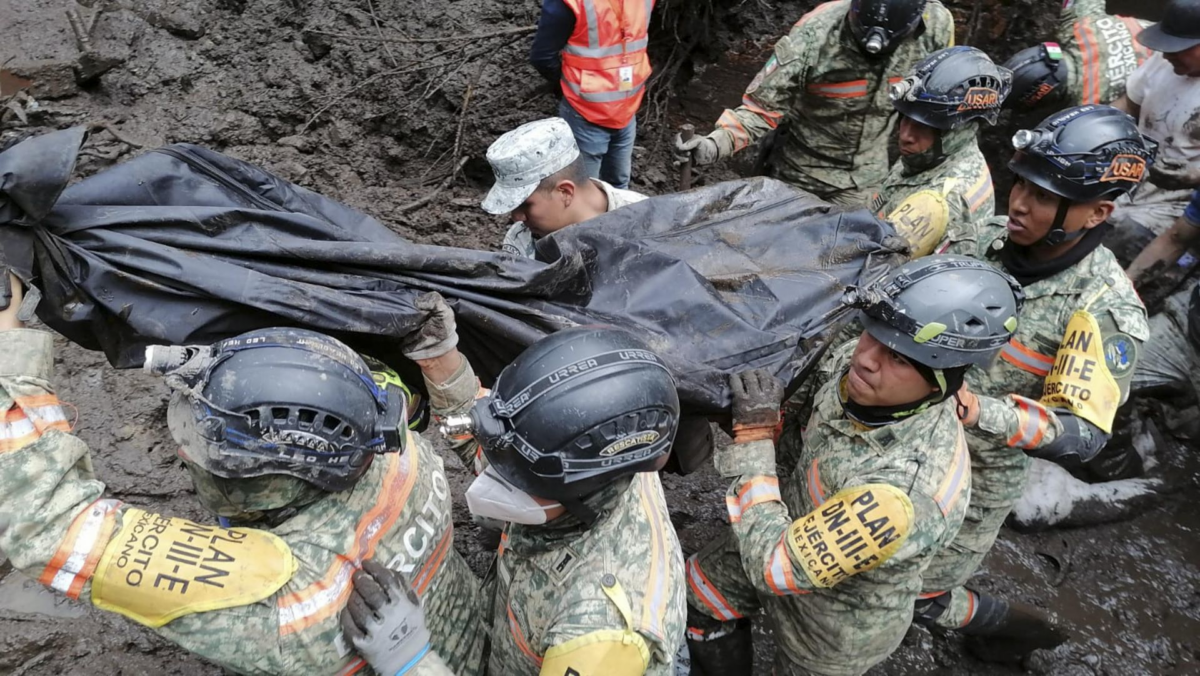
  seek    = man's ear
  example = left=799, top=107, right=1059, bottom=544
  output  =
left=1081, top=200, right=1116, bottom=230
left=556, top=180, right=577, bottom=206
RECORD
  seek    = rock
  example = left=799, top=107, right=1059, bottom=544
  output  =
left=209, top=110, right=263, bottom=146
left=75, top=50, right=126, bottom=83
left=145, top=9, right=206, bottom=40
left=6, top=61, right=78, bottom=100
left=277, top=135, right=314, bottom=153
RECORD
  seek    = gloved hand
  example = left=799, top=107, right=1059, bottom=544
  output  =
left=402, top=292, right=458, bottom=361
left=673, top=132, right=720, bottom=168
left=1148, top=157, right=1200, bottom=191
left=730, top=369, right=785, bottom=443
left=340, top=560, right=432, bottom=676
left=954, top=386, right=980, bottom=427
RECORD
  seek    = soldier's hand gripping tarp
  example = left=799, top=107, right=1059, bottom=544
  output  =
left=0, top=127, right=904, bottom=466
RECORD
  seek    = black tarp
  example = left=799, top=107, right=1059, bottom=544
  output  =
left=0, top=127, right=905, bottom=443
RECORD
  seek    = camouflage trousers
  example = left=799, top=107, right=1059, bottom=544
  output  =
left=686, top=528, right=907, bottom=676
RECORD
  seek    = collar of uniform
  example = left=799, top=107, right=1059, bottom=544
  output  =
left=824, top=394, right=955, bottom=454
left=503, top=475, right=633, bottom=554
left=980, top=219, right=1111, bottom=300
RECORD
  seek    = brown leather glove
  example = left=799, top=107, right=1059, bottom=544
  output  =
left=730, top=369, right=785, bottom=443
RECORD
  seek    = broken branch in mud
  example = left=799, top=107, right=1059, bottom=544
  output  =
left=88, top=122, right=145, bottom=148
left=301, top=25, right=536, bottom=45
left=397, top=156, right=470, bottom=214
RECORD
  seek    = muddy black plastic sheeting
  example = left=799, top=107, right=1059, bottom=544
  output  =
left=0, top=127, right=905, bottom=466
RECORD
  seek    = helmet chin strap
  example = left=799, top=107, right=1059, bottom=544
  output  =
left=1034, top=196, right=1087, bottom=247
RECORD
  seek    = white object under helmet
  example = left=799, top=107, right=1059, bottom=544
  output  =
left=481, top=117, right=581, bottom=215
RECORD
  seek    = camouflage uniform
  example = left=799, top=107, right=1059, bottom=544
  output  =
left=426, top=356, right=687, bottom=675
left=501, top=179, right=647, bottom=258
left=1056, top=0, right=1151, bottom=106
left=870, top=124, right=996, bottom=258
left=0, top=329, right=486, bottom=676
left=927, top=220, right=1149, bottom=627
left=710, top=0, right=954, bottom=207
left=686, top=342, right=971, bottom=675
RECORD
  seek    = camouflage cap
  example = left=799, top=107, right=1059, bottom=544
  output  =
left=481, top=118, right=580, bottom=215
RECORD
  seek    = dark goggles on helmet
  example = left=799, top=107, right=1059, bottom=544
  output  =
left=442, top=349, right=675, bottom=482
left=1011, top=106, right=1158, bottom=188
left=847, top=257, right=1023, bottom=354
left=161, top=330, right=406, bottom=470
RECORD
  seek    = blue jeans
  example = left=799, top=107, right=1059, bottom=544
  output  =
left=558, top=98, right=636, bottom=189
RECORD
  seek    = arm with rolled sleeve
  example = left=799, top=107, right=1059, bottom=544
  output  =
left=708, top=25, right=808, bottom=157
left=422, top=353, right=488, bottom=475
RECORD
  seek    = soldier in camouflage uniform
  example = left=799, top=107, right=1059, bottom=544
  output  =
left=484, top=118, right=646, bottom=259
left=0, top=280, right=486, bottom=675
left=685, top=255, right=1024, bottom=676
left=394, top=294, right=686, bottom=675
left=673, top=0, right=955, bottom=207
left=872, top=46, right=1011, bottom=257
left=919, top=105, right=1154, bottom=660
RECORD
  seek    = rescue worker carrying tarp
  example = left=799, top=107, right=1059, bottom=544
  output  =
left=360, top=292, right=686, bottom=675
left=873, top=46, right=1011, bottom=257
left=0, top=277, right=488, bottom=675
left=684, top=255, right=1024, bottom=676
left=673, top=0, right=955, bottom=207
left=918, top=105, right=1155, bottom=661
left=1003, top=0, right=1151, bottom=111
left=483, top=118, right=647, bottom=258
left=530, top=0, right=654, bottom=189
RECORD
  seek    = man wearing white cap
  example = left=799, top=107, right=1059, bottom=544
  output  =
left=483, top=118, right=647, bottom=258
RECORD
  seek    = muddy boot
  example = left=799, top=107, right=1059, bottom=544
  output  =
left=686, top=610, right=753, bottom=676
left=959, top=593, right=1069, bottom=664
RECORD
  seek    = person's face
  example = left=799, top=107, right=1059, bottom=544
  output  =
left=1164, top=43, right=1200, bottom=77
left=1005, top=175, right=1112, bottom=247
left=898, top=116, right=938, bottom=156
left=509, top=182, right=575, bottom=237
left=846, top=332, right=938, bottom=407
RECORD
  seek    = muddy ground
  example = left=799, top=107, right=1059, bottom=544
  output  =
left=1, top=0, right=1198, bottom=674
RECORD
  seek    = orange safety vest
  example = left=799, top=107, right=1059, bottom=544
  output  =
left=560, top=0, right=654, bottom=129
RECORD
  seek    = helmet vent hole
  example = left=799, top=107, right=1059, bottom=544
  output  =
left=323, top=415, right=341, bottom=433
left=272, top=407, right=290, bottom=424
left=298, top=409, right=317, bottom=428
left=966, top=318, right=984, bottom=328
left=340, top=425, right=354, bottom=440
left=246, top=409, right=261, bottom=429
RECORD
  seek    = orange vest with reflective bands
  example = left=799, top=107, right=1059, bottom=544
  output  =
left=560, top=0, right=654, bottom=129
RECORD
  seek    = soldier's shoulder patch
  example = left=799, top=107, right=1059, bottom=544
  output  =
left=1103, top=333, right=1138, bottom=377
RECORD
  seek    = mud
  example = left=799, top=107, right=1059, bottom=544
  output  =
left=2, top=0, right=1198, bottom=674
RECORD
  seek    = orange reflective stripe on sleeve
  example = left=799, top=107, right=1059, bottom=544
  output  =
left=686, top=555, right=743, bottom=621
left=1007, top=395, right=1050, bottom=449
left=277, top=448, right=420, bottom=635
left=740, top=97, right=783, bottom=129
left=717, top=110, right=752, bottom=151
left=764, top=534, right=808, bottom=596
left=1123, top=17, right=1152, bottom=64
left=39, top=498, right=122, bottom=599
left=959, top=589, right=979, bottom=628
left=806, top=459, right=827, bottom=506
left=794, top=1, right=840, bottom=26
left=0, top=395, right=71, bottom=453
left=726, top=476, right=781, bottom=523
left=636, top=473, right=671, bottom=642
left=1001, top=339, right=1055, bottom=377
left=1074, top=19, right=1101, bottom=104
left=806, top=80, right=869, bottom=99
left=966, top=166, right=994, bottom=213
left=933, top=428, right=969, bottom=516
left=411, top=527, right=453, bottom=595
left=508, top=601, right=545, bottom=666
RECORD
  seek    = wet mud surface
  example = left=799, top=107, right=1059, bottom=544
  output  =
left=2, top=0, right=1198, bottom=674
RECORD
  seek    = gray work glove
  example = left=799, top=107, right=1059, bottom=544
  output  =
left=729, top=368, right=785, bottom=443
left=1148, top=157, right=1200, bottom=191
left=673, top=132, right=721, bottom=167
left=402, top=291, right=458, bottom=361
left=340, top=560, right=432, bottom=676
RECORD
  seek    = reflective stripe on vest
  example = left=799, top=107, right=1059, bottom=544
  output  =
left=560, top=0, right=653, bottom=128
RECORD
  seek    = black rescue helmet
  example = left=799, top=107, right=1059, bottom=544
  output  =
left=890, top=46, right=1012, bottom=129
left=465, top=327, right=679, bottom=505
left=159, top=328, right=407, bottom=492
left=848, top=0, right=927, bottom=56
left=1009, top=104, right=1158, bottom=203
left=1136, top=0, right=1200, bottom=53
left=1002, top=43, right=1068, bottom=110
